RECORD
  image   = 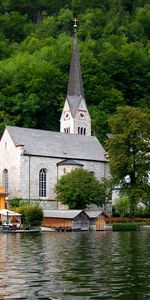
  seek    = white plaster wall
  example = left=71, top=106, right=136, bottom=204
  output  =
left=0, top=129, right=22, bottom=199
left=74, top=99, right=91, bottom=136
left=60, top=98, right=91, bottom=136
left=60, top=99, right=74, bottom=133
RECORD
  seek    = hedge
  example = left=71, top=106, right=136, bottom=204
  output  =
left=112, top=223, right=140, bottom=231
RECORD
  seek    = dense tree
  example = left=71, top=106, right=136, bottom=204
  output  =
left=108, top=106, right=150, bottom=214
left=0, top=51, right=64, bottom=131
left=0, top=12, right=32, bottom=42
left=55, top=169, right=106, bottom=209
left=15, top=204, right=43, bottom=226
left=0, top=1, right=149, bottom=141
left=113, top=195, right=130, bottom=217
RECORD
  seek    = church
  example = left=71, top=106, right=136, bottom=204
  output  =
left=0, top=23, right=110, bottom=213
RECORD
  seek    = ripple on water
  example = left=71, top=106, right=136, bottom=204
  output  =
left=0, top=231, right=150, bottom=300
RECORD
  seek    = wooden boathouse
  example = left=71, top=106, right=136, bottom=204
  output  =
left=42, top=210, right=89, bottom=231
left=86, top=211, right=107, bottom=231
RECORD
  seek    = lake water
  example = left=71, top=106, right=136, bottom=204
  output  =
left=0, top=231, right=150, bottom=300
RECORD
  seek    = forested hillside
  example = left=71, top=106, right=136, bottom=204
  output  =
left=0, top=0, right=149, bottom=143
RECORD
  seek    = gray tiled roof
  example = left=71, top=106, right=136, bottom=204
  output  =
left=67, top=31, right=86, bottom=117
left=67, top=32, right=84, bottom=98
left=67, top=95, right=82, bottom=117
left=6, top=126, right=107, bottom=162
left=86, top=211, right=103, bottom=218
left=43, top=209, right=84, bottom=219
left=57, top=159, right=83, bottom=166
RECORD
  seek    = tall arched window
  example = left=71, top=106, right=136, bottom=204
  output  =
left=39, top=168, right=47, bottom=197
left=3, top=169, right=8, bottom=193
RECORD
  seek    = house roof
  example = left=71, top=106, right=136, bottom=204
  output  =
left=6, top=126, right=107, bottom=162
left=57, top=159, right=83, bottom=166
left=43, top=210, right=85, bottom=219
left=86, top=211, right=103, bottom=218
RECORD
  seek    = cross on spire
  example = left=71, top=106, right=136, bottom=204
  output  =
left=73, top=18, right=78, bottom=32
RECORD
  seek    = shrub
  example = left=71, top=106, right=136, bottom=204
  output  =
left=10, top=198, right=22, bottom=207
left=10, top=198, right=35, bottom=208
left=112, top=223, right=140, bottom=231
left=15, top=204, right=43, bottom=226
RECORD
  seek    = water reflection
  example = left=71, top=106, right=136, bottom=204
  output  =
left=0, top=231, right=150, bottom=299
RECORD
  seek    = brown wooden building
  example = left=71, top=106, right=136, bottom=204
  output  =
left=86, top=211, right=107, bottom=231
left=42, top=210, right=89, bottom=231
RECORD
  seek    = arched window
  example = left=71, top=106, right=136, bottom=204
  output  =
left=81, top=127, right=83, bottom=135
left=78, top=127, right=80, bottom=134
left=3, top=169, right=8, bottom=193
left=84, top=128, right=86, bottom=135
left=39, top=168, right=47, bottom=197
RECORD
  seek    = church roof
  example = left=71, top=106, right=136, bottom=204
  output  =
left=67, top=95, right=82, bottom=118
left=6, top=126, right=107, bottom=162
left=67, top=27, right=85, bottom=117
left=67, top=31, right=84, bottom=98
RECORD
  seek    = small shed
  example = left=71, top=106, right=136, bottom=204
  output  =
left=86, top=211, right=107, bottom=231
left=42, top=210, right=89, bottom=231
left=0, top=209, right=21, bottom=225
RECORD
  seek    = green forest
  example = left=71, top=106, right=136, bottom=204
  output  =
left=0, top=0, right=150, bottom=143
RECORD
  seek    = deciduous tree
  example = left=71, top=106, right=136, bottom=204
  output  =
left=108, top=106, right=150, bottom=214
left=55, top=169, right=107, bottom=209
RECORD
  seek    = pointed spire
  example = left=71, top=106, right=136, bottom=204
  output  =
left=67, top=19, right=84, bottom=97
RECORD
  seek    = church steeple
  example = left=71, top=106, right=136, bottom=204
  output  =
left=67, top=18, right=84, bottom=98
left=60, top=19, right=91, bottom=136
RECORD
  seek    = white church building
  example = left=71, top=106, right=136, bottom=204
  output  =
left=0, top=24, right=110, bottom=213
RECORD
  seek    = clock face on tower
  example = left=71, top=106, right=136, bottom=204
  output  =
left=64, top=111, right=70, bottom=120
left=78, top=110, right=86, bottom=120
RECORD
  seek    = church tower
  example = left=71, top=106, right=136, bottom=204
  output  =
left=60, top=19, right=91, bottom=136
